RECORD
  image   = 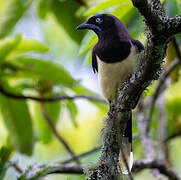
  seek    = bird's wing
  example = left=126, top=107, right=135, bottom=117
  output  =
left=131, top=39, right=144, bottom=52
left=92, top=47, right=98, bottom=73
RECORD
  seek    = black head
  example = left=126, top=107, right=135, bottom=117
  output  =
left=77, top=14, right=120, bottom=37
left=77, top=14, right=131, bottom=41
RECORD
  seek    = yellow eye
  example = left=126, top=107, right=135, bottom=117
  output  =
left=96, top=18, right=101, bottom=23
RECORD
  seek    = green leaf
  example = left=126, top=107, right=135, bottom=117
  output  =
left=50, top=0, right=85, bottom=43
left=165, top=0, right=179, bottom=17
left=0, top=34, right=22, bottom=61
left=71, top=84, right=108, bottom=112
left=84, top=50, right=92, bottom=66
left=71, top=84, right=99, bottom=96
left=9, top=56, right=77, bottom=87
left=112, top=3, right=136, bottom=25
left=13, top=39, right=49, bottom=54
left=32, top=100, right=61, bottom=144
left=128, top=14, right=144, bottom=39
left=36, top=0, right=50, bottom=19
left=66, top=100, right=78, bottom=127
left=85, top=0, right=128, bottom=16
left=0, top=147, right=11, bottom=179
left=0, top=94, right=34, bottom=155
left=78, top=31, right=97, bottom=56
left=0, top=0, right=32, bottom=38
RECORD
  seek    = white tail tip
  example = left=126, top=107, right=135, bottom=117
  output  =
left=119, top=152, right=133, bottom=175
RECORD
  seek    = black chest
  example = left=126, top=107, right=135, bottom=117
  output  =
left=94, top=40, right=131, bottom=63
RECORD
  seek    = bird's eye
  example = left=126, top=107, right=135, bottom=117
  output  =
left=96, top=18, right=101, bottom=23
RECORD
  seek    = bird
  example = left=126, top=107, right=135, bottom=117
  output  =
left=77, top=14, right=144, bottom=174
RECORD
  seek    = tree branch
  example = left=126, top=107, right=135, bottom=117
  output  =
left=157, top=92, right=167, bottom=161
left=0, top=85, right=106, bottom=103
left=131, top=0, right=167, bottom=35
left=136, top=105, right=162, bottom=178
left=85, top=104, right=125, bottom=179
left=10, top=161, right=23, bottom=174
left=85, top=0, right=181, bottom=179
left=166, top=15, right=181, bottom=37
left=146, top=37, right=181, bottom=132
left=60, top=133, right=139, bottom=164
left=60, top=146, right=101, bottom=164
left=133, top=159, right=180, bottom=180
left=19, top=164, right=85, bottom=180
left=19, top=159, right=180, bottom=180
left=40, top=101, right=81, bottom=164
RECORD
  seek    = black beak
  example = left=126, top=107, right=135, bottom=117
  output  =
left=76, top=22, right=93, bottom=30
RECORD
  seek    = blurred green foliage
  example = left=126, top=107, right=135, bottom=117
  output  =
left=0, top=0, right=180, bottom=179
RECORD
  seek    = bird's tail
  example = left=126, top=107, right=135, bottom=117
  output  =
left=119, top=112, right=133, bottom=174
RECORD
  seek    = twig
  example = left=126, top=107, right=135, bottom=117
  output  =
left=146, top=37, right=181, bottom=132
left=60, top=146, right=101, bottom=164
left=133, top=159, right=180, bottom=180
left=19, top=159, right=180, bottom=180
left=40, top=101, right=81, bottom=165
left=157, top=92, right=167, bottom=161
left=19, top=164, right=85, bottom=180
left=0, top=85, right=106, bottom=103
left=137, top=103, right=162, bottom=178
left=10, top=161, right=23, bottom=174
left=61, top=133, right=140, bottom=165
left=137, top=111, right=155, bottom=159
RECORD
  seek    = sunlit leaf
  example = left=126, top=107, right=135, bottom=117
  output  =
left=9, top=56, right=77, bottom=87
left=36, top=0, right=50, bottom=19
left=13, top=39, right=49, bottom=54
left=128, top=14, right=144, bottom=39
left=50, top=0, right=85, bottom=43
left=71, top=84, right=108, bottom=112
left=71, top=84, right=99, bottom=96
left=0, top=147, right=11, bottom=179
left=84, top=50, right=92, bottom=66
left=66, top=100, right=78, bottom=127
left=0, top=34, right=22, bottom=61
left=85, top=0, right=128, bottom=16
left=112, top=3, right=136, bottom=25
left=0, top=0, right=32, bottom=38
left=0, top=94, right=34, bottom=155
left=78, top=31, right=97, bottom=56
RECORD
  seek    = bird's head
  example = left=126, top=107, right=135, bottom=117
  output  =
left=77, top=14, right=117, bottom=38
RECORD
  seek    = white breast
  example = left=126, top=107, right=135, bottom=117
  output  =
left=97, top=46, right=137, bottom=101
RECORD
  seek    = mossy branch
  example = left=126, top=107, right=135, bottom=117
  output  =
left=86, top=0, right=181, bottom=179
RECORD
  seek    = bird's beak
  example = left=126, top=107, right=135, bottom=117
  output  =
left=76, top=22, right=93, bottom=30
